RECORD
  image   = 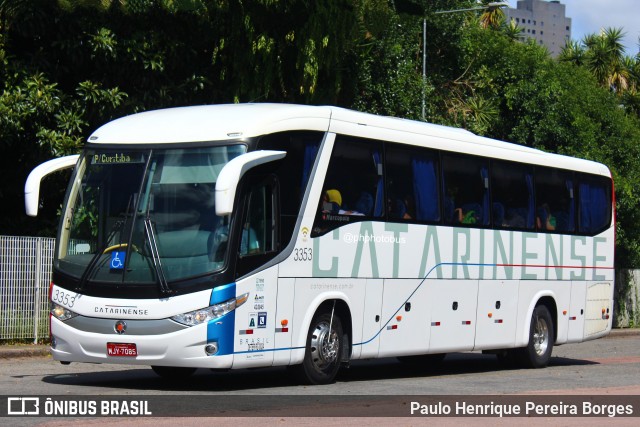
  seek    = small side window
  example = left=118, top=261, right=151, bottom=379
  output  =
left=386, top=144, right=440, bottom=223
left=492, top=161, right=535, bottom=230
left=442, top=154, right=490, bottom=227
left=240, top=181, right=276, bottom=257
left=235, top=175, right=279, bottom=279
left=535, top=167, right=575, bottom=233
left=578, top=174, right=612, bottom=235
left=312, top=136, right=383, bottom=236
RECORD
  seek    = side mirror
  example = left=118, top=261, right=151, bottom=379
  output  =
left=215, top=150, right=285, bottom=216
left=25, top=155, right=80, bottom=217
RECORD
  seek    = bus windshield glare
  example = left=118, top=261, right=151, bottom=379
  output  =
left=56, top=145, right=246, bottom=286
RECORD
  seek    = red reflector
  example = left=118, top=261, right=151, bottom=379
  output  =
left=570, top=316, right=577, bottom=320
left=240, top=329, right=253, bottom=335
left=281, top=327, right=288, bottom=333
left=386, top=325, right=398, bottom=330
left=462, top=321, right=471, bottom=325
left=494, top=319, right=503, bottom=323
left=431, top=321, right=440, bottom=326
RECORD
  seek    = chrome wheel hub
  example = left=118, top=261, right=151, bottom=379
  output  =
left=533, top=316, right=549, bottom=356
left=310, top=320, right=339, bottom=369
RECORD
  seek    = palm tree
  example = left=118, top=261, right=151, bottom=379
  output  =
left=583, top=28, right=629, bottom=93
left=501, top=17, right=524, bottom=42
left=479, top=1, right=505, bottom=30
left=559, top=40, right=585, bottom=66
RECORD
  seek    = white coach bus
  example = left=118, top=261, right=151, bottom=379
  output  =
left=25, top=104, right=614, bottom=384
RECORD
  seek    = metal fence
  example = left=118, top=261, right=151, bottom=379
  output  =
left=0, top=236, right=54, bottom=342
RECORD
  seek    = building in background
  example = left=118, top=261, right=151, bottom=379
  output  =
left=504, top=0, right=571, bottom=57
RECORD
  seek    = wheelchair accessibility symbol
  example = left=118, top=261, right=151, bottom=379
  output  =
left=110, top=251, right=126, bottom=270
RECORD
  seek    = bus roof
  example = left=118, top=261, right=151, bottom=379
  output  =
left=88, top=103, right=610, bottom=177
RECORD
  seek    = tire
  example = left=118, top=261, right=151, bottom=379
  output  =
left=297, top=311, right=343, bottom=385
left=516, top=304, right=554, bottom=368
left=495, top=349, right=517, bottom=368
left=151, top=365, right=197, bottom=380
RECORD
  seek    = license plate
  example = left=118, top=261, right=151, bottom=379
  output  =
left=107, top=342, right=137, bottom=357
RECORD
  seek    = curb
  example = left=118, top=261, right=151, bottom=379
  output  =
left=607, top=328, right=640, bottom=337
left=0, top=345, right=50, bottom=360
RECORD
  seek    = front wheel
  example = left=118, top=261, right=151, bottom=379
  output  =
left=297, top=311, right=343, bottom=385
left=516, top=304, right=554, bottom=368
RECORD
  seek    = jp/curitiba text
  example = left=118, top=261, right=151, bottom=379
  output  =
left=409, top=401, right=634, bottom=417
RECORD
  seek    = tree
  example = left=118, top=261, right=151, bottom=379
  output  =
left=478, top=0, right=505, bottom=30
left=567, top=28, right=630, bottom=94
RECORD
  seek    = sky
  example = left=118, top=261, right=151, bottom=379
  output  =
left=506, top=0, right=640, bottom=56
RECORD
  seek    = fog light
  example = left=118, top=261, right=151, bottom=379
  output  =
left=205, top=343, right=219, bottom=356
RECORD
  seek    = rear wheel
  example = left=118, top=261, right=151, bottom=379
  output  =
left=151, top=366, right=197, bottom=380
left=516, top=304, right=554, bottom=368
left=297, top=311, right=343, bottom=385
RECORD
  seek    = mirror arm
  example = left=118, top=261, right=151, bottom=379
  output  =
left=215, top=150, right=286, bottom=216
left=25, top=155, right=80, bottom=217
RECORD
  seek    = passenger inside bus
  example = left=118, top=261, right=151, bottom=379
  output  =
left=454, top=204, right=480, bottom=224
left=537, top=203, right=557, bottom=231
left=389, top=196, right=415, bottom=220
left=320, top=189, right=365, bottom=216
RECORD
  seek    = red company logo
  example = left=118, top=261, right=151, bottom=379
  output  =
left=114, top=320, right=127, bottom=335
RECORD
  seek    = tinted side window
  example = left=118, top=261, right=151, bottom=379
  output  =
left=240, top=182, right=276, bottom=257
left=492, top=161, right=535, bottom=230
left=578, top=174, right=612, bottom=235
left=386, top=144, right=440, bottom=222
left=312, top=136, right=383, bottom=235
left=257, top=131, right=323, bottom=244
left=442, top=154, right=489, bottom=226
left=535, top=167, right=575, bottom=232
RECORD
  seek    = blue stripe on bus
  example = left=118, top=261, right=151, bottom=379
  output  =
left=233, top=346, right=305, bottom=355
left=210, top=282, right=236, bottom=305
left=207, top=283, right=236, bottom=356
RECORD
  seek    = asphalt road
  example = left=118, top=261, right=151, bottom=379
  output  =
left=1, top=331, right=639, bottom=426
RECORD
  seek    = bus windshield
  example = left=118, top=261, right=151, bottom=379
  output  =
left=56, top=145, right=246, bottom=287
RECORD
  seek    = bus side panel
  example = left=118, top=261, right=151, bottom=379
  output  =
left=378, top=279, right=429, bottom=358
left=427, top=279, right=478, bottom=353
left=554, top=281, right=571, bottom=345
left=357, top=279, right=383, bottom=359
left=473, top=280, right=518, bottom=350
left=583, top=281, right=613, bottom=340
left=232, top=267, right=278, bottom=368
left=566, top=281, right=587, bottom=343
left=273, top=277, right=295, bottom=366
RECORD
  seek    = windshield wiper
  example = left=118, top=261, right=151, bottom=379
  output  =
left=75, top=218, right=125, bottom=292
left=143, top=216, right=172, bottom=295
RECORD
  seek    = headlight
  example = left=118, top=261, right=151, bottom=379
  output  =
left=171, top=292, right=249, bottom=326
left=50, top=302, right=78, bottom=321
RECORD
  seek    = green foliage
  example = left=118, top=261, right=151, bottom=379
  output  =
left=351, top=11, right=430, bottom=119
